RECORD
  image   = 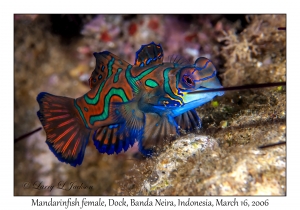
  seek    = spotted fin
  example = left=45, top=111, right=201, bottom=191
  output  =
left=89, top=51, right=131, bottom=89
left=134, top=42, right=164, bottom=67
left=36, top=92, right=91, bottom=167
left=175, top=109, right=201, bottom=132
left=140, top=113, right=179, bottom=156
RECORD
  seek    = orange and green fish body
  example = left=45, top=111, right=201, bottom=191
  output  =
left=37, top=42, right=224, bottom=166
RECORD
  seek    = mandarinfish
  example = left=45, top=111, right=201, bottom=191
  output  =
left=37, top=42, right=224, bottom=166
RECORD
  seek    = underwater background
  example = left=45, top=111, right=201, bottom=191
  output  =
left=14, top=14, right=286, bottom=195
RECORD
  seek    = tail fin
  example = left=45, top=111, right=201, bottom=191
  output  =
left=36, top=92, right=91, bottom=167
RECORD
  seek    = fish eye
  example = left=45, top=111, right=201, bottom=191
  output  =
left=183, top=75, right=195, bottom=88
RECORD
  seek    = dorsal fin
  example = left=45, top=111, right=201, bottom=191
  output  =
left=134, top=42, right=164, bottom=67
left=89, top=51, right=131, bottom=89
left=168, top=54, right=189, bottom=66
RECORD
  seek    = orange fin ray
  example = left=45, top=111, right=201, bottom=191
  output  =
left=37, top=92, right=91, bottom=167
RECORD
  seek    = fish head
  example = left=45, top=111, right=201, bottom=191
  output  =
left=171, top=57, right=224, bottom=116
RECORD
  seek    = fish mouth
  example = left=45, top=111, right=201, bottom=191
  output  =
left=169, top=86, right=224, bottom=117
left=180, top=86, right=224, bottom=97
left=182, top=89, right=224, bottom=104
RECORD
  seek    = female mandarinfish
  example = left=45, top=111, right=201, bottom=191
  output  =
left=37, top=42, right=224, bottom=166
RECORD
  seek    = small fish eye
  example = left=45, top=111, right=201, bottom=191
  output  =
left=183, top=75, right=195, bottom=87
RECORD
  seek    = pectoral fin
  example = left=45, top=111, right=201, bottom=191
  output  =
left=175, top=109, right=201, bottom=132
left=110, top=100, right=145, bottom=147
left=139, top=113, right=179, bottom=156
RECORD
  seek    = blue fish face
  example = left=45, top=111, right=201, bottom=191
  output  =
left=172, top=57, right=224, bottom=117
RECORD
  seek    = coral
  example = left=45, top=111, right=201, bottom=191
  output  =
left=219, top=15, right=286, bottom=86
left=119, top=133, right=285, bottom=195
